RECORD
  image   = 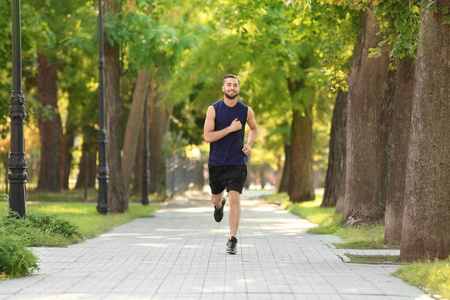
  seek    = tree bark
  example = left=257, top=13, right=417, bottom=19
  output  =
left=105, top=0, right=127, bottom=213
left=122, top=69, right=151, bottom=195
left=343, top=9, right=392, bottom=226
left=384, top=57, right=415, bottom=245
left=321, top=89, right=347, bottom=207
left=133, top=120, right=144, bottom=195
left=149, top=89, right=171, bottom=194
left=133, top=74, right=156, bottom=194
left=334, top=166, right=346, bottom=214
left=401, top=2, right=450, bottom=262
left=278, top=145, right=291, bottom=193
left=36, top=54, right=62, bottom=192
left=288, top=107, right=315, bottom=202
left=61, top=109, right=76, bottom=190
left=75, top=149, right=97, bottom=189
left=60, top=135, right=72, bottom=190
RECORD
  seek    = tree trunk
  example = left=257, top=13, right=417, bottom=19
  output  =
left=76, top=149, right=97, bottom=189
left=105, top=0, right=127, bottom=213
left=401, top=2, right=450, bottom=262
left=133, top=74, right=156, bottom=194
left=149, top=105, right=172, bottom=194
left=61, top=110, right=76, bottom=190
left=149, top=89, right=171, bottom=194
left=334, top=166, right=346, bottom=214
left=133, top=121, right=144, bottom=195
left=60, top=135, right=72, bottom=190
left=122, top=69, right=151, bottom=195
left=288, top=107, right=315, bottom=202
left=36, top=54, right=61, bottom=192
left=384, top=57, right=415, bottom=245
left=343, top=9, right=392, bottom=226
left=321, top=89, right=347, bottom=207
left=278, top=145, right=291, bottom=193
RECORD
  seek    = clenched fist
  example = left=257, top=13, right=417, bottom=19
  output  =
left=242, top=144, right=251, bottom=155
left=229, top=118, right=242, bottom=132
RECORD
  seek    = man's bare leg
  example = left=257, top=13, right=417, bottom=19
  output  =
left=228, top=190, right=241, bottom=238
left=211, top=192, right=224, bottom=209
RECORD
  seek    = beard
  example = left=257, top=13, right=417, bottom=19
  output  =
left=224, top=91, right=239, bottom=100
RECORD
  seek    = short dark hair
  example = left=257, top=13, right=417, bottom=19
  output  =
left=223, top=74, right=240, bottom=86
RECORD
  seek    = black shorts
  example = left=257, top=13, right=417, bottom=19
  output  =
left=208, top=164, right=247, bottom=195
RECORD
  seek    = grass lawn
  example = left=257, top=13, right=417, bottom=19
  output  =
left=261, top=191, right=449, bottom=299
left=0, top=201, right=160, bottom=240
left=27, top=202, right=160, bottom=239
left=395, top=258, right=450, bottom=299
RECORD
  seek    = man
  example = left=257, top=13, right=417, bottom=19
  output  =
left=203, top=74, right=258, bottom=254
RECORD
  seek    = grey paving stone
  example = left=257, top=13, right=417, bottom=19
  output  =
left=0, top=194, right=431, bottom=300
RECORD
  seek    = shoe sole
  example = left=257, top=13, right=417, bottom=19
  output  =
left=225, top=245, right=237, bottom=255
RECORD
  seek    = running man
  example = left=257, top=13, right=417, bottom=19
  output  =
left=203, top=74, right=258, bottom=254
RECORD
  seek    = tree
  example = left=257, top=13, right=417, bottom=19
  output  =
left=122, top=70, right=151, bottom=195
left=278, top=145, right=291, bottom=193
left=343, top=8, right=392, bottom=226
left=289, top=106, right=315, bottom=202
left=36, top=54, right=62, bottom=192
left=384, top=57, right=414, bottom=244
left=401, top=1, right=450, bottom=262
left=321, top=89, right=347, bottom=207
left=149, top=87, right=171, bottom=194
left=105, top=0, right=127, bottom=213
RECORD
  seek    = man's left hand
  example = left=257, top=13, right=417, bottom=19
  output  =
left=242, top=144, right=251, bottom=156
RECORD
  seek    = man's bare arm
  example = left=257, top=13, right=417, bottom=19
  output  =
left=204, top=106, right=242, bottom=143
left=242, top=107, right=258, bottom=155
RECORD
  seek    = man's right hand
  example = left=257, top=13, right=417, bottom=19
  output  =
left=229, top=118, right=242, bottom=132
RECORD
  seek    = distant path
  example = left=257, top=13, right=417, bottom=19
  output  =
left=0, top=192, right=429, bottom=300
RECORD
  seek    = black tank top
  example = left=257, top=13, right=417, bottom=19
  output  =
left=208, top=99, right=248, bottom=166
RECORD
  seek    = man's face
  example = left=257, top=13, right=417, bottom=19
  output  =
left=222, top=78, right=240, bottom=100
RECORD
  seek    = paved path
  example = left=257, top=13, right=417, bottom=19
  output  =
left=0, top=192, right=430, bottom=300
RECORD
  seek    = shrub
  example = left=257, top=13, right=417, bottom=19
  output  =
left=0, top=235, right=39, bottom=278
left=27, top=212, right=83, bottom=238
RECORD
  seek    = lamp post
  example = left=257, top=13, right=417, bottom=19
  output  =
left=96, top=0, right=109, bottom=214
left=8, top=0, right=27, bottom=218
left=141, top=95, right=150, bottom=205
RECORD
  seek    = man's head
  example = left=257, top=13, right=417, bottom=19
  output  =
left=222, top=74, right=240, bottom=100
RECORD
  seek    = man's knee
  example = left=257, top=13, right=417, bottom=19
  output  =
left=211, top=193, right=223, bottom=204
left=228, top=191, right=240, bottom=206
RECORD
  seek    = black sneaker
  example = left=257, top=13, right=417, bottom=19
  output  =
left=226, top=236, right=238, bottom=254
left=214, top=197, right=226, bottom=222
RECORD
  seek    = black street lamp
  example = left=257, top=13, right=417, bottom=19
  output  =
left=8, top=0, right=27, bottom=218
left=141, top=96, right=150, bottom=205
left=96, top=0, right=109, bottom=214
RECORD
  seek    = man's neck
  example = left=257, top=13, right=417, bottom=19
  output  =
left=223, top=97, right=237, bottom=107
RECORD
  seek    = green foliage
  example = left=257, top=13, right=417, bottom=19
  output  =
left=0, top=235, right=39, bottom=279
left=0, top=211, right=83, bottom=247
left=0, top=194, right=8, bottom=202
left=162, top=131, right=190, bottom=157
left=27, top=212, right=82, bottom=239
left=372, top=0, right=420, bottom=60
left=395, top=258, right=450, bottom=299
